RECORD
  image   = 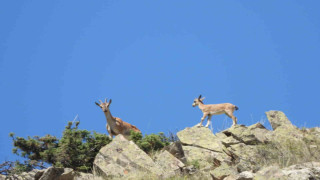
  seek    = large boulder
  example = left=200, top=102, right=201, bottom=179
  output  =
left=177, top=126, right=223, bottom=152
left=93, top=134, right=164, bottom=179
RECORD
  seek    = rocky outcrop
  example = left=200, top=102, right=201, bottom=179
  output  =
left=176, top=110, right=320, bottom=179
left=4, top=110, right=320, bottom=179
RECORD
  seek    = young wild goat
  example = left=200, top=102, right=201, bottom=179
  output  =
left=95, top=98, right=141, bottom=139
left=192, top=95, right=239, bottom=128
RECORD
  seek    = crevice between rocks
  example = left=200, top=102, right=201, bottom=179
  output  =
left=180, top=143, right=223, bottom=153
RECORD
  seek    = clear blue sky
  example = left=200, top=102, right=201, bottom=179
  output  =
left=1, top=1, right=320, bottom=162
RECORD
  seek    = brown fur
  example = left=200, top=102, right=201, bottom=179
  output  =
left=96, top=99, right=141, bottom=139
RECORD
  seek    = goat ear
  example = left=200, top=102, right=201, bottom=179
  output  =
left=198, top=95, right=202, bottom=99
left=109, top=99, right=112, bottom=105
left=95, top=102, right=100, bottom=107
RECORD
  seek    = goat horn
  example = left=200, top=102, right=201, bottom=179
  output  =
left=99, top=100, right=103, bottom=104
left=105, top=98, right=107, bottom=103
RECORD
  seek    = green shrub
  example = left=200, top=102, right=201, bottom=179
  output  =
left=8, top=121, right=111, bottom=173
left=187, top=160, right=200, bottom=169
left=130, top=131, right=170, bottom=154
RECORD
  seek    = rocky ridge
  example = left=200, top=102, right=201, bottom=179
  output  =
left=2, top=110, right=320, bottom=180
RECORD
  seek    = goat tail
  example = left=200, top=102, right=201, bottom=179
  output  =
left=235, top=105, right=239, bottom=111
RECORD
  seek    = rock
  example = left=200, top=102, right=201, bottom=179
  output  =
left=0, top=175, right=6, bottom=180
left=221, top=136, right=241, bottom=147
left=210, top=162, right=237, bottom=180
left=309, top=127, right=320, bottom=138
left=183, top=165, right=197, bottom=175
left=253, top=165, right=285, bottom=180
left=182, top=146, right=230, bottom=168
left=237, top=171, right=254, bottom=180
left=177, top=126, right=223, bottom=152
left=163, top=141, right=187, bottom=163
left=266, top=111, right=295, bottom=130
left=265, top=111, right=312, bottom=163
left=153, top=150, right=185, bottom=178
left=222, top=123, right=270, bottom=145
left=281, top=162, right=320, bottom=180
left=225, top=171, right=254, bottom=180
left=227, top=143, right=258, bottom=172
left=4, top=169, right=45, bottom=180
left=39, top=167, right=74, bottom=180
left=74, top=172, right=95, bottom=180
left=253, top=162, right=320, bottom=180
left=93, top=134, right=164, bottom=179
left=34, top=169, right=45, bottom=180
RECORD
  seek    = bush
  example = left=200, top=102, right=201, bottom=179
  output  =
left=8, top=121, right=111, bottom=173
left=130, top=131, right=170, bottom=154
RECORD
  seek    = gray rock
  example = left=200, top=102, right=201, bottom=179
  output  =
left=182, top=145, right=230, bottom=169
left=177, top=126, right=223, bottom=152
left=4, top=169, right=45, bottom=180
left=254, top=165, right=285, bottom=180
left=163, top=141, right=186, bottom=163
left=74, top=172, right=95, bottom=180
left=225, top=171, right=254, bottom=180
left=237, top=171, right=254, bottom=180
left=222, top=123, right=270, bottom=145
left=0, top=175, right=6, bottom=180
left=266, top=110, right=295, bottom=130
left=281, top=162, right=320, bottom=180
left=93, top=134, right=164, bottom=179
left=153, top=150, right=185, bottom=178
left=210, top=162, right=238, bottom=180
left=39, top=167, right=74, bottom=180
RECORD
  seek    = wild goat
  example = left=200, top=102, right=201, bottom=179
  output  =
left=192, top=95, right=239, bottom=128
left=95, top=98, right=141, bottom=139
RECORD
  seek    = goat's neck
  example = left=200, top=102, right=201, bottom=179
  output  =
left=198, top=103, right=206, bottom=111
left=104, top=110, right=116, bottom=125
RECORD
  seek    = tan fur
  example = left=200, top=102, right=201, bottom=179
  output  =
left=96, top=98, right=141, bottom=139
left=192, top=95, right=238, bottom=128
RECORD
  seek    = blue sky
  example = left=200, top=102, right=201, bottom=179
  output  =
left=1, top=1, right=320, bottom=162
